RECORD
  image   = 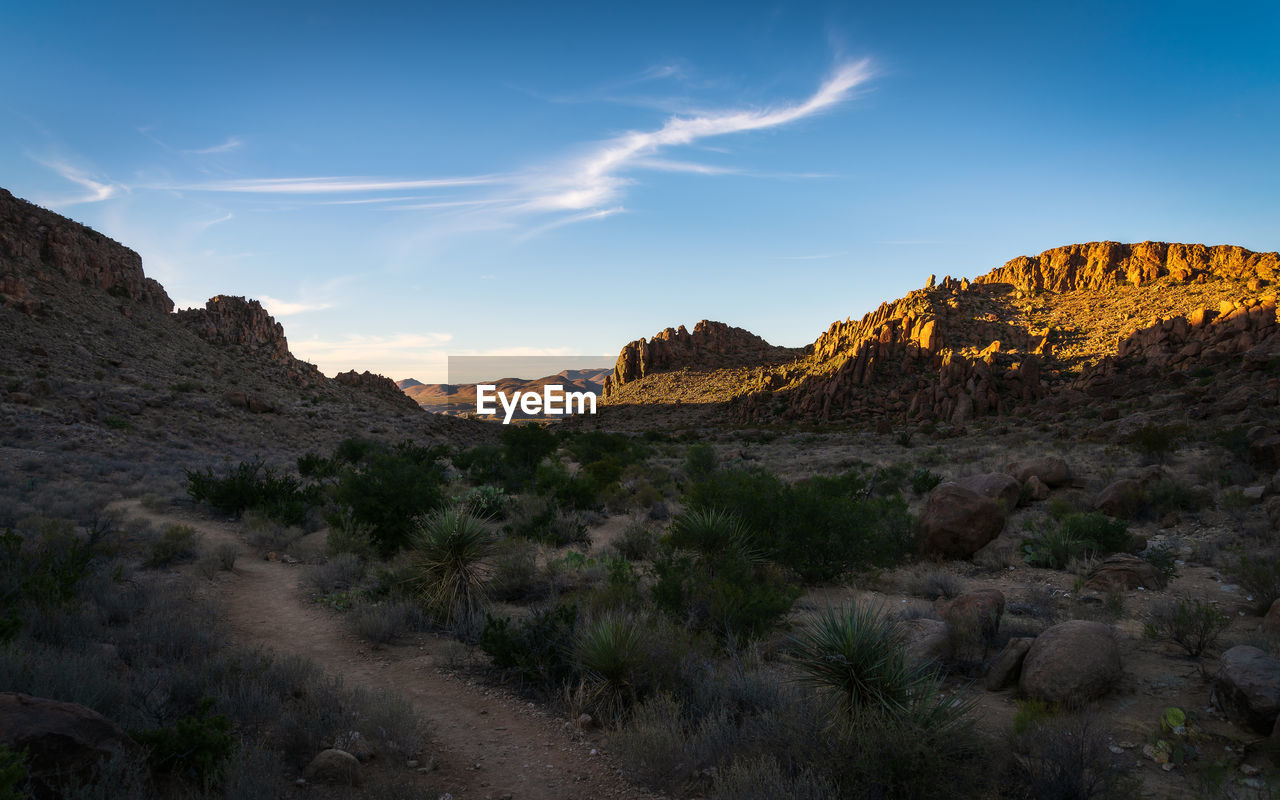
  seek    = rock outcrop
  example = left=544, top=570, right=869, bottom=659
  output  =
left=335, top=370, right=421, bottom=411
left=0, top=692, right=140, bottom=792
left=0, top=187, right=173, bottom=314
left=918, top=483, right=1006, bottom=559
left=1214, top=645, right=1280, bottom=734
left=176, top=296, right=322, bottom=386
left=603, top=320, right=797, bottom=398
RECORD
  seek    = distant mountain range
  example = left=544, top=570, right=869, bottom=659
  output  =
left=398, top=368, right=613, bottom=417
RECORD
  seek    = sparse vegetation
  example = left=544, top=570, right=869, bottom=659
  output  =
left=1144, top=598, right=1230, bottom=657
left=407, top=505, right=497, bottom=624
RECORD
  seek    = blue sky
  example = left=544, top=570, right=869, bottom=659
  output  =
left=3, top=1, right=1277, bottom=381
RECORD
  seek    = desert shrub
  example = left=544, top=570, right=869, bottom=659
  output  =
left=708, top=756, right=839, bottom=800
left=685, top=468, right=913, bottom=583
left=0, top=745, right=26, bottom=800
left=322, top=508, right=376, bottom=559
left=652, top=510, right=799, bottom=640
left=684, top=443, right=718, bottom=481
left=185, top=460, right=315, bottom=524
left=452, top=444, right=510, bottom=486
left=1009, top=711, right=1132, bottom=800
left=531, top=460, right=600, bottom=510
left=906, top=568, right=963, bottom=600
left=574, top=615, right=646, bottom=723
left=333, top=441, right=449, bottom=554
left=909, top=467, right=943, bottom=496
left=212, top=542, right=237, bottom=571
left=1025, top=513, right=1129, bottom=569
left=565, top=430, right=650, bottom=465
left=503, top=495, right=589, bottom=547
left=349, top=599, right=424, bottom=645
left=501, top=424, right=558, bottom=472
left=0, top=521, right=103, bottom=640
left=463, top=485, right=508, bottom=518
left=480, top=603, right=580, bottom=690
left=132, top=698, right=235, bottom=790
left=610, top=520, right=658, bottom=561
left=1140, top=479, right=1211, bottom=519
left=144, top=524, right=201, bottom=568
left=1224, top=553, right=1280, bottom=614
left=305, top=553, right=365, bottom=596
left=407, top=506, right=497, bottom=624
left=1126, top=424, right=1185, bottom=464
left=1144, top=598, right=1229, bottom=657
left=488, top=537, right=545, bottom=603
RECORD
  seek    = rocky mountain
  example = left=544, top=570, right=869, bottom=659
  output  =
left=0, top=187, right=484, bottom=523
left=600, top=242, right=1280, bottom=437
left=398, top=369, right=611, bottom=416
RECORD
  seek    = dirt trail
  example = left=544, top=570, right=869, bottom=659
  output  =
left=111, top=500, right=654, bottom=800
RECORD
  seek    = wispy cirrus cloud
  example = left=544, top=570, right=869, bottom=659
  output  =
left=33, top=158, right=122, bottom=206
left=185, top=136, right=244, bottom=155
left=178, top=176, right=498, bottom=194
left=258, top=295, right=334, bottom=316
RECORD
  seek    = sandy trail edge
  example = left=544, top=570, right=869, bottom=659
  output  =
left=111, top=500, right=655, bottom=800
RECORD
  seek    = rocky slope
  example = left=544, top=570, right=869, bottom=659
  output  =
left=600, top=242, right=1280, bottom=435
left=0, top=187, right=485, bottom=523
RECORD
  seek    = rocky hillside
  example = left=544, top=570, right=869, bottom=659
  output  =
left=0, top=187, right=484, bottom=523
left=600, top=241, right=1280, bottom=435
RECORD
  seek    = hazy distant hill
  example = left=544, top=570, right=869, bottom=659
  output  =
left=399, top=368, right=611, bottom=417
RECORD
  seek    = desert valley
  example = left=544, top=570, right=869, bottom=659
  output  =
left=2, top=184, right=1280, bottom=799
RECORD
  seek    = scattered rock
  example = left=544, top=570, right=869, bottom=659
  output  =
left=1010, top=456, right=1071, bottom=488
left=1025, top=475, right=1051, bottom=501
left=1094, top=478, right=1144, bottom=518
left=985, top=637, right=1034, bottom=691
left=954, top=473, right=1021, bottom=512
left=918, top=483, right=1007, bottom=559
left=0, top=692, right=139, bottom=791
left=901, top=617, right=950, bottom=667
left=1084, top=554, right=1166, bottom=591
left=303, top=748, right=362, bottom=786
left=1020, top=620, right=1122, bottom=703
left=1214, top=646, right=1280, bottom=734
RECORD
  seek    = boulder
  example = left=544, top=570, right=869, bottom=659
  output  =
left=919, top=483, right=1007, bottom=559
left=1265, top=598, right=1280, bottom=632
left=0, top=692, right=138, bottom=789
left=901, top=618, right=950, bottom=667
left=1250, top=434, right=1280, bottom=471
left=1083, top=554, right=1166, bottom=591
left=1010, top=456, right=1071, bottom=488
left=1019, top=620, right=1121, bottom=703
left=974, top=531, right=1023, bottom=569
left=985, top=637, right=1034, bottom=691
left=936, top=589, right=1005, bottom=645
left=954, top=473, right=1021, bottom=512
left=1025, top=475, right=1051, bottom=501
left=303, top=748, right=362, bottom=786
left=1094, top=478, right=1143, bottom=518
left=1214, top=646, right=1280, bottom=734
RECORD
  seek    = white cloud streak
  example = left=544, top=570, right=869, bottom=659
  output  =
left=34, top=158, right=122, bottom=206
left=181, top=176, right=498, bottom=194
left=258, top=295, right=334, bottom=316
left=185, top=136, right=244, bottom=155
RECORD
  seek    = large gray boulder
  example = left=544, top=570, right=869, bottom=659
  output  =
left=0, top=692, right=139, bottom=790
left=919, top=483, right=1006, bottom=560
left=1214, top=646, right=1280, bottom=734
left=1019, top=621, right=1121, bottom=703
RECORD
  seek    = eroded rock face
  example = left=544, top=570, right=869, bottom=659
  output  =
left=1020, top=620, right=1122, bottom=703
left=604, top=320, right=795, bottom=397
left=0, top=187, right=173, bottom=313
left=334, top=370, right=421, bottom=411
left=0, top=692, right=139, bottom=790
left=976, top=241, right=1280, bottom=294
left=918, top=483, right=1006, bottom=559
left=1214, top=646, right=1280, bottom=734
left=175, top=296, right=323, bottom=386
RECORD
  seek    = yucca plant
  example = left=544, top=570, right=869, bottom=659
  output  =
left=790, top=603, right=920, bottom=717
left=666, top=508, right=761, bottom=561
left=407, top=505, right=497, bottom=624
left=575, top=615, right=645, bottom=725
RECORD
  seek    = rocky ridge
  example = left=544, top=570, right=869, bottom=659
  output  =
left=600, top=242, right=1280, bottom=431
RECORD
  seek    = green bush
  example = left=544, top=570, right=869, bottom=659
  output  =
left=333, top=441, right=448, bottom=554
left=909, top=467, right=943, bottom=496
left=480, top=603, right=580, bottom=690
left=0, top=745, right=26, bottom=800
left=684, top=443, right=718, bottom=481
left=652, top=510, right=799, bottom=640
left=1024, top=513, right=1130, bottom=569
left=564, top=431, right=650, bottom=467
left=0, top=522, right=102, bottom=640
left=133, top=698, right=236, bottom=789
left=685, top=468, right=913, bottom=583
left=463, top=485, right=508, bottom=519
left=1143, top=599, right=1229, bottom=657
left=145, top=524, right=201, bottom=568
left=1126, top=424, right=1185, bottom=464
left=501, top=424, right=558, bottom=474
left=1224, top=553, right=1280, bottom=614
left=185, top=461, right=316, bottom=525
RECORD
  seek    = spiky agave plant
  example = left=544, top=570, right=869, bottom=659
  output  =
left=790, top=603, right=919, bottom=717
left=408, top=505, right=498, bottom=624
left=574, top=614, right=645, bottom=725
left=666, top=508, right=761, bottom=561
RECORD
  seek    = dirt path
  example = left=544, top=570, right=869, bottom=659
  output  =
left=111, top=500, right=655, bottom=800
